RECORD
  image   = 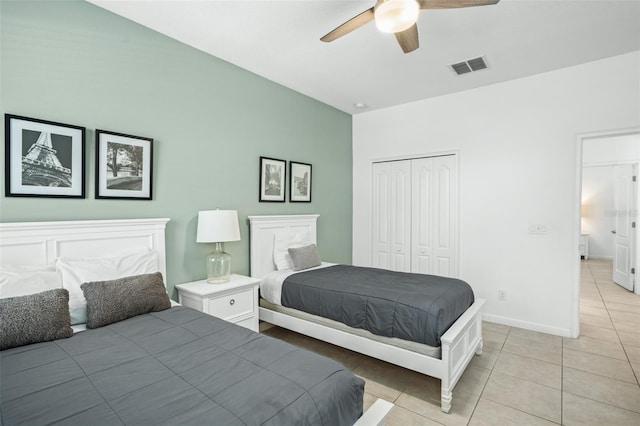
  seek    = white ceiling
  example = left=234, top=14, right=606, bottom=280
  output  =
left=88, top=0, right=640, bottom=114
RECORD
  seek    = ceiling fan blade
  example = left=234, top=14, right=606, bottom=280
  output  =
left=320, top=7, right=375, bottom=42
left=395, top=24, right=419, bottom=53
left=419, top=0, right=499, bottom=10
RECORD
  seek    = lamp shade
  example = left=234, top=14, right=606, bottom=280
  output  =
left=196, top=210, right=241, bottom=243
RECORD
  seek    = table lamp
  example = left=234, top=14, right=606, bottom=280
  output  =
left=196, top=210, right=241, bottom=284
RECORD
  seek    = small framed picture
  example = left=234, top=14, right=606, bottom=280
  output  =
left=290, top=161, right=312, bottom=202
left=259, top=156, right=286, bottom=202
left=95, top=130, right=153, bottom=200
left=4, top=114, right=86, bottom=198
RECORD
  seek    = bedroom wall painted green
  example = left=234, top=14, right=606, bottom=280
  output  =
left=0, top=0, right=353, bottom=299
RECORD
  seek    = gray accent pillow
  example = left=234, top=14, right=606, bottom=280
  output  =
left=288, top=244, right=322, bottom=271
left=0, top=288, right=73, bottom=350
left=81, top=272, right=171, bottom=329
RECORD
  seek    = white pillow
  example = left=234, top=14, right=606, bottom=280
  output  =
left=273, top=230, right=313, bottom=271
left=0, top=265, right=61, bottom=298
left=56, top=250, right=159, bottom=325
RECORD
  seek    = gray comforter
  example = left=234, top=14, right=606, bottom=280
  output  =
left=281, top=265, right=475, bottom=347
left=0, top=307, right=364, bottom=426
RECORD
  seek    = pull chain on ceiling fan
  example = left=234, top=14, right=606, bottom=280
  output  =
left=321, top=0, right=500, bottom=54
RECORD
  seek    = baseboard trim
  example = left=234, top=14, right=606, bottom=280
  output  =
left=482, top=313, right=573, bottom=338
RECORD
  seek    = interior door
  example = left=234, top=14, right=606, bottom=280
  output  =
left=612, top=164, right=635, bottom=290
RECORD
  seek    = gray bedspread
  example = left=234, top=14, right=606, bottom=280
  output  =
left=0, top=306, right=364, bottom=426
left=281, top=265, right=475, bottom=347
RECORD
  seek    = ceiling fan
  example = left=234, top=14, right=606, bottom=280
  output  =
left=321, top=0, right=500, bottom=54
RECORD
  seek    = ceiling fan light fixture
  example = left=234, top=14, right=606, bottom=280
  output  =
left=374, top=0, right=419, bottom=34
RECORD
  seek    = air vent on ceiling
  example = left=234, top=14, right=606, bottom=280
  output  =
left=451, top=57, right=488, bottom=75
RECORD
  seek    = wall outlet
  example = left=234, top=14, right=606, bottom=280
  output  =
left=498, top=290, right=507, bottom=301
left=529, top=223, right=548, bottom=234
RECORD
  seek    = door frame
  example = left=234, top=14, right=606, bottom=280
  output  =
left=573, top=127, right=640, bottom=338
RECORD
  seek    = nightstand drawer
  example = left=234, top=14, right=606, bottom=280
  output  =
left=208, top=288, right=253, bottom=320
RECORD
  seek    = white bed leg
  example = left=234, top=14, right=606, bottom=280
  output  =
left=441, top=390, right=452, bottom=414
left=475, top=338, right=483, bottom=355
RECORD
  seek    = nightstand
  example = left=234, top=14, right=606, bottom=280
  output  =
left=175, top=274, right=260, bottom=332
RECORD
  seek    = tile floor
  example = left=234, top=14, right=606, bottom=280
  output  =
left=260, top=259, right=640, bottom=425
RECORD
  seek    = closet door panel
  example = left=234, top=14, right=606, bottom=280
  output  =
left=390, top=161, right=411, bottom=272
left=433, top=156, right=457, bottom=277
left=411, top=158, right=433, bottom=274
left=372, top=163, right=391, bottom=269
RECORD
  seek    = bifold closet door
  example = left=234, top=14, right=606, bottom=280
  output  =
left=411, top=155, right=457, bottom=277
left=372, top=155, right=458, bottom=276
left=372, top=161, right=411, bottom=272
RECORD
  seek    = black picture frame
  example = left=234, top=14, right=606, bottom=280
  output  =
left=289, top=161, right=312, bottom=202
left=259, top=156, right=286, bottom=202
left=95, top=129, right=153, bottom=200
left=4, top=114, right=86, bottom=198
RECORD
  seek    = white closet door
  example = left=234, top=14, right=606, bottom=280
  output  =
left=612, top=164, right=635, bottom=291
left=390, top=160, right=412, bottom=272
left=432, top=155, right=457, bottom=277
left=372, top=155, right=457, bottom=276
left=411, top=158, right=433, bottom=274
left=372, top=162, right=391, bottom=269
left=411, top=155, right=458, bottom=277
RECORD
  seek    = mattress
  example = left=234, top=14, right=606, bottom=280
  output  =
left=260, top=299, right=441, bottom=358
left=276, top=264, right=475, bottom=347
left=0, top=306, right=364, bottom=426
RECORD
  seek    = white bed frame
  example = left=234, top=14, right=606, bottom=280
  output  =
left=0, top=217, right=393, bottom=426
left=249, top=214, right=486, bottom=414
left=0, top=218, right=170, bottom=277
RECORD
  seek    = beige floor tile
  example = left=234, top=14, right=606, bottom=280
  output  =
left=563, top=334, right=627, bottom=360
left=502, top=334, right=562, bottom=365
left=609, top=308, right=640, bottom=322
left=580, top=312, right=614, bottom=329
left=563, top=392, right=640, bottom=426
left=482, top=330, right=507, bottom=350
left=612, top=317, right=640, bottom=333
left=618, top=330, right=640, bottom=346
left=469, top=347, right=499, bottom=371
left=605, top=301, right=640, bottom=313
left=601, top=293, right=640, bottom=306
left=624, top=343, right=640, bottom=364
left=353, top=356, right=417, bottom=402
left=493, top=351, right=561, bottom=389
left=579, top=297, right=606, bottom=309
left=579, top=322, right=620, bottom=343
left=385, top=405, right=442, bottom=426
left=563, top=366, right=640, bottom=413
left=632, top=362, right=640, bottom=380
left=563, top=348, right=637, bottom=383
left=469, top=398, right=558, bottom=426
left=507, top=328, right=562, bottom=346
left=579, top=305, right=609, bottom=318
left=453, top=364, right=491, bottom=396
left=363, top=392, right=378, bottom=412
left=395, top=388, right=479, bottom=426
left=482, top=321, right=511, bottom=336
left=481, top=371, right=561, bottom=423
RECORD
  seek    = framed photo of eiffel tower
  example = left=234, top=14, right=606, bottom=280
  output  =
left=95, top=130, right=153, bottom=200
left=4, top=114, right=86, bottom=198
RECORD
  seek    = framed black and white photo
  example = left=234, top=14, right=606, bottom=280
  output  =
left=259, top=156, right=286, bottom=202
left=95, top=130, right=153, bottom=200
left=4, top=114, right=86, bottom=198
left=290, top=161, right=312, bottom=202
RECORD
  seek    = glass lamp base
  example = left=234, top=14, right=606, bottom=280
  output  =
left=205, top=242, right=231, bottom=284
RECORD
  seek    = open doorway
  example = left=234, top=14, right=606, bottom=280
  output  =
left=573, top=129, right=640, bottom=337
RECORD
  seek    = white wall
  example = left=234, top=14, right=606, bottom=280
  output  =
left=583, top=134, right=640, bottom=165
left=581, top=166, right=614, bottom=258
left=353, top=51, right=640, bottom=337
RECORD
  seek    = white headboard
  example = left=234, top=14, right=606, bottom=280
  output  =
left=248, top=214, right=318, bottom=278
left=0, top=218, right=170, bottom=279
